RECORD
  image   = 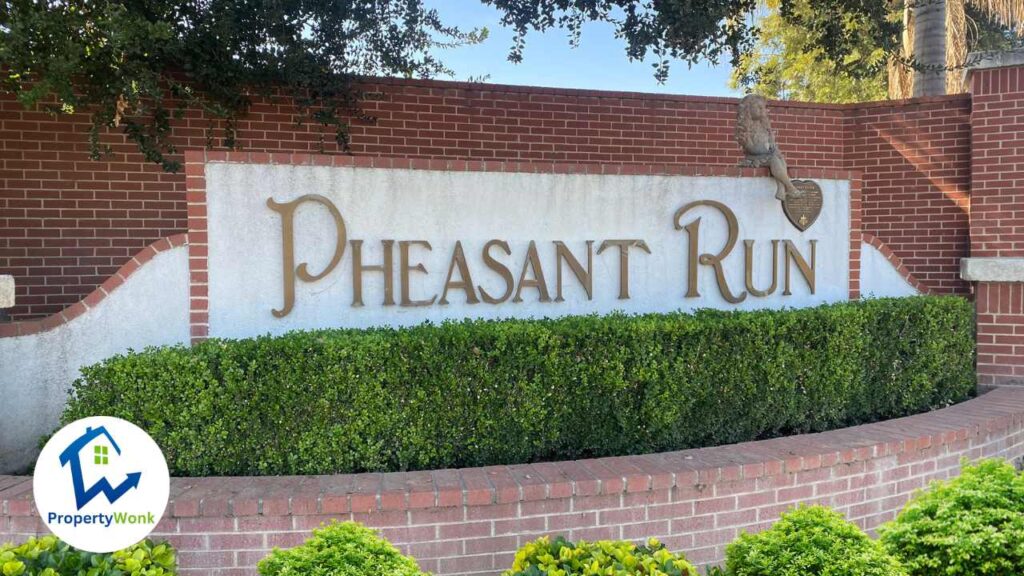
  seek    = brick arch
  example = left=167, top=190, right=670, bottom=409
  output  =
left=0, top=234, right=189, bottom=338
left=861, top=232, right=931, bottom=295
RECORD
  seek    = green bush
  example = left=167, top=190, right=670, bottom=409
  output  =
left=504, top=535, right=697, bottom=576
left=0, top=537, right=175, bottom=576
left=61, top=296, right=974, bottom=476
left=257, top=521, right=426, bottom=576
left=879, top=459, right=1024, bottom=576
left=725, top=506, right=907, bottom=576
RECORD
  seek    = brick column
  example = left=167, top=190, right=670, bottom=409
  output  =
left=963, top=50, right=1024, bottom=386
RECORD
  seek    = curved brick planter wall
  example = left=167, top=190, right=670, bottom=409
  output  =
left=2, top=388, right=1023, bottom=575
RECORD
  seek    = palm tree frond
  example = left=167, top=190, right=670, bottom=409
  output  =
left=949, top=0, right=969, bottom=93
left=968, top=0, right=1024, bottom=35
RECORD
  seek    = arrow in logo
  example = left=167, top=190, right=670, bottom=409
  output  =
left=58, top=426, right=144, bottom=510
left=74, top=472, right=142, bottom=509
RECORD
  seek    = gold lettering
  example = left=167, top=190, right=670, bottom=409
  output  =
left=267, top=195, right=347, bottom=317
left=553, top=241, right=594, bottom=302
left=513, top=241, right=552, bottom=303
left=673, top=201, right=746, bottom=304
left=439, top=241, right=480, bottom=305
left=400, top=240, right=437, bottom=307
left=597, top=239, right=651, bottom=300
left=351, top=240, right=395, bottom=307
left=479, top=240, right=514, bottom=304
left=783, top=240, right=817, bottom=295
left=683, top=218, right=701, bottom=298
left=744, top=239, right=779, bottom=297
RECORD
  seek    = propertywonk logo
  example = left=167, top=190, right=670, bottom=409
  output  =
left=34, top=416, right=170, bottom=553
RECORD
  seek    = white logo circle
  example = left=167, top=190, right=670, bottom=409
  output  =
left=34, top=416, right=170, bottom=553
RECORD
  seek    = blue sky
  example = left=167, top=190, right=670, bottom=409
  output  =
left=425, top=1, right=739, bottom=97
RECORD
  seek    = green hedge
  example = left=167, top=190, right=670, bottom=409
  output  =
left=61, top=296, right=975, bottom=476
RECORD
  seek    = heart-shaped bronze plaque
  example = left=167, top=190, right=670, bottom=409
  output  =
left=782, top=179, right=823, bottom=231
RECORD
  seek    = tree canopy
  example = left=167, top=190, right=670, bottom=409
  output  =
left=730, top=0, right=889, bottom=103
left=0, top=1, right=491, bottom=170
left=734, top=0, right=1024, bottom=103
left=0, top=0, right=1015, bottom=169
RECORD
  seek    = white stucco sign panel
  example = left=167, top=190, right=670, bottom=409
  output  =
left=205, top=163, right=851, bottom=338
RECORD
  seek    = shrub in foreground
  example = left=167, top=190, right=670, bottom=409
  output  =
left=0, top=537, right=175, bottom=575
left=725, top=506, right=907, bottom=576
left=879, top=459, right=1024, bottom=576
left=62, top=296, right=974, bottom=476
left=504, top=536, right=697, bottom=576
left=257, top=521, right=426, bottom=576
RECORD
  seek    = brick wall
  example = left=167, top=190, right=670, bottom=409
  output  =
left=3, top=386, right=1023, bottom=576
left=970, top=63, right=1024, bottom=386
left=844, top=97, right=972, bottom=295
left=970, top=67, right=1024, bottom=259
left=0, top=80, right=970, bottom=321
left=976, top=283, right=1024, bottom=385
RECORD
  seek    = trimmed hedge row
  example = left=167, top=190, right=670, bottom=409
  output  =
left=61, top=296, right=975, bottom=476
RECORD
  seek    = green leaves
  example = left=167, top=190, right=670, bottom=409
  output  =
left=725, top=505, right=907, bottom=576
left=729, top=0, right=889, bottom=103
left=505, top=535, right=698, bottom=576
left=257, top=521, right=426, bottom=576
left=61, top=296, right=975, bottom=477
left=0, top=0, right=486, bottom=172
left=2, top=0, right=958, bottom=171
left=879, top=460, right=1024, bottom=576
left=0, top=537, right=176, bottom=576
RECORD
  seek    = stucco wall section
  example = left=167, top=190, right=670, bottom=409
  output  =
left=195, top=155, right=853, bottom=338
left=0, top=243, right=190, bottom=473
left=860, top=242, right=919, bottom=298
left=0, top=276, right=12, bottom=309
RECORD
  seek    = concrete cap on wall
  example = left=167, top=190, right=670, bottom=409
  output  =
left=0, top=275, right=13, bottom=309
left=964, top=48, right=1024, bottom=86
left=961, top=257, right=1024, bottom=282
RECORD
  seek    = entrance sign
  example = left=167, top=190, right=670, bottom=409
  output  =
left=204, top=163, right=850, bottom=338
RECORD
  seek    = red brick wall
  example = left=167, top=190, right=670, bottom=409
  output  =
left=844, top=97, right=972, bottom=295
left=970, top=65, right=1024, bottom=386
left=0, top=80, right=970, bottom=321
left=3, top=387, right=1023, bottom=576
left=976, top=283, right=1024, bottom=385
left=970, top=68, right=1024, bottom=258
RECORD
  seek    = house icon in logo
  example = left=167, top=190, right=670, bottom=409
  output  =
left=59, top=426, right=142, bottom=510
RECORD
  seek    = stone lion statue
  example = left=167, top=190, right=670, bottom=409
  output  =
left=735, top=94, right=802, bottom=201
